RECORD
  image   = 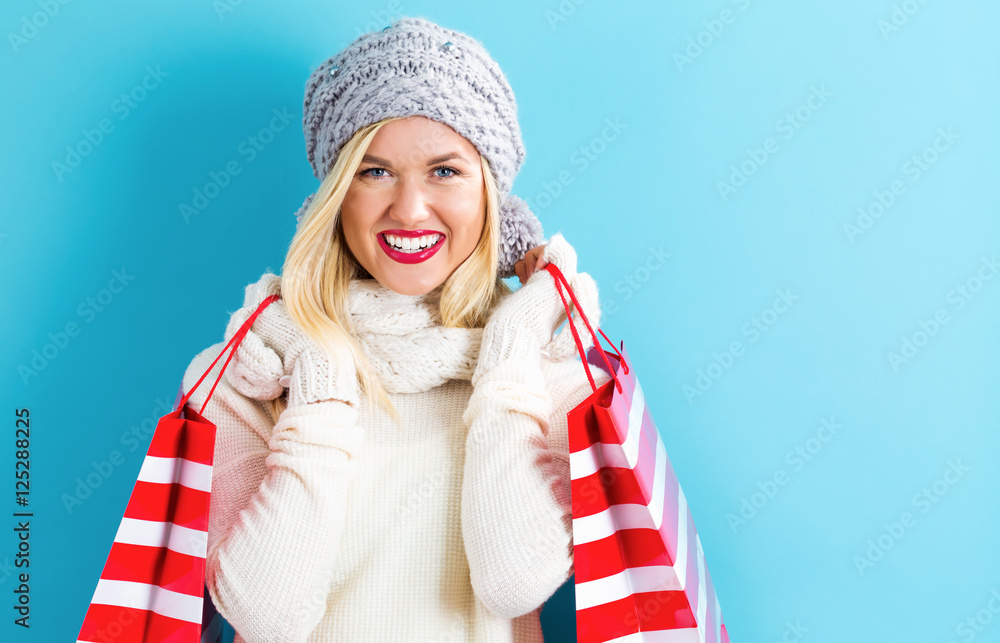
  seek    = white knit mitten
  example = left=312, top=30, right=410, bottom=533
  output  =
left=223, top=273, right=285, bottom=400
left=473, top=233, right=601, bottom=386
left=223, top=271, right=360, bottom=409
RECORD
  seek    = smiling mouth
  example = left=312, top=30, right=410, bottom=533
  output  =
left=377, top=231, right=447, bottom=265
left=379, top=232, right=445, bottom=254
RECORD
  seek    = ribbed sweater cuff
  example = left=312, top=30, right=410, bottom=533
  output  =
left=287, top=346, right=361, bottom=409
left=464, top=337, right=554, bottom=448
left=472, top=323, right=543, bottom=388
left=268, top=400, right=364, bottom=464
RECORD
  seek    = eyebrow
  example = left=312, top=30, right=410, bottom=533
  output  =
left=361, top=152, right=471, bottom=167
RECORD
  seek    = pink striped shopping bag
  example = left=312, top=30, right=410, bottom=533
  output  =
left=543, top=263, right=731, bottom=643
left=76, top=293, right=281, bottom=643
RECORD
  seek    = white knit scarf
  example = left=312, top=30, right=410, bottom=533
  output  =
left=347, top=279, right=483, bottom=394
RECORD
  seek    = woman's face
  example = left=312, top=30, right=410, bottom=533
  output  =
left=340, top=116, right=486, bottom=296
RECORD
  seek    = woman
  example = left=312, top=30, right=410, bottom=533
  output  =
left=181, top=16, right=610, bottom=642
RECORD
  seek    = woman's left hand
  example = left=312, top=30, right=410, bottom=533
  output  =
left=514, top=244, right=549, bottom=285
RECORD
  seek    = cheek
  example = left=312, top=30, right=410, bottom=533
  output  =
left=448, top=194, right=486, bottom=244
left=341, top=192, right=379, bottom=240
left=449, top=214, right=485, bottom=250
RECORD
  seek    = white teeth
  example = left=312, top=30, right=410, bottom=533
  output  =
left=384, top=233, right=442, bottom=253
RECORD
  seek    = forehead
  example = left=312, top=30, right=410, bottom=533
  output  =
left=366, top=116, right=478, bottom=161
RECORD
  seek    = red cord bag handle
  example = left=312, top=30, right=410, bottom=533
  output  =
left=175, top=293, right=282, bottom=415
left=543, top=263, right=627, bottom=396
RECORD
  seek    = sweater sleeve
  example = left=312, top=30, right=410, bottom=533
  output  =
left=181, top=340, right=364, bottom=642
left=460, top=336, right=612, bottom=619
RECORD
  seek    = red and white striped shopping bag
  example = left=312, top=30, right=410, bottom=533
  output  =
left=76, top=294, right=280, bottom=643
left=543, top=263, right=731, bottom=643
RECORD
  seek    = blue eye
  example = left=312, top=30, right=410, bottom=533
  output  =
left=435, top=166, right=461, bottom=178
left=359, top=166, right=461, bottom=179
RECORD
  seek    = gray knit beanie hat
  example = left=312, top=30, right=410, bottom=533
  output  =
left=294, top=16, right=544, bottom=279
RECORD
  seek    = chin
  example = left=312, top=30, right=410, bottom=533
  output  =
left=378, top=272, right=445, bottom=296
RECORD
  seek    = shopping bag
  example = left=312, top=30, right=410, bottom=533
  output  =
left=171, top=383, right=227, bottom=643
left=76, top=293, right=281, bottom=643
left=541, top=263, right=730, bottom=643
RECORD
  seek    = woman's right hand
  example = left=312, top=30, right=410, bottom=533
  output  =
left=474, top=233, right=600, bottom=385
left=223, top=271, right=360, bottom=409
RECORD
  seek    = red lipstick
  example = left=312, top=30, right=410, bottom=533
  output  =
left=378, top=229, right=446, bottom=264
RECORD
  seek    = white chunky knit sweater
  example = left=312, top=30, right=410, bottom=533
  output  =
left=181, top=266, right=610, bottom=642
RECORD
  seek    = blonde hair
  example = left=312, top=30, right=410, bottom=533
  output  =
left=263, top=116, right=510, bottom=425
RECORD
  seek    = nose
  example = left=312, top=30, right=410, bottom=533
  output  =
left=388, top=177, right=432, bottom=227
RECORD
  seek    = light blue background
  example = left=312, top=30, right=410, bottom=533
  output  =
left=2, top=1, right=998, bottom=641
